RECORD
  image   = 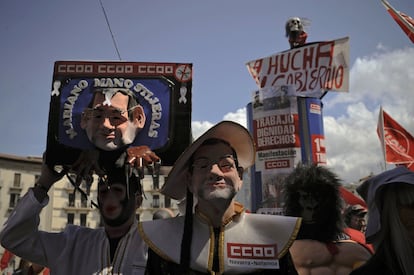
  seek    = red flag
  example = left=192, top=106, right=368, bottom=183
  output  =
left=339, top=186, right=367, bottom=208
left=0, top=250, right=14, bottom=270
left=381, top=0, right=414, bottom=43
left=377, top=107, right=414, bottom=171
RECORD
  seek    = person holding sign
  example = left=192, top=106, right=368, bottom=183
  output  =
left=0, top=154, right=148, bottom=274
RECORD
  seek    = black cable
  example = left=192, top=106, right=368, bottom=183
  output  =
left=66, top=173, right=99, bottom=209
left=99, top=0, right=122, bottom=60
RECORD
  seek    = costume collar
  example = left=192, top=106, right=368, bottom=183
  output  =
left=138, top=207, right=301, bottom=273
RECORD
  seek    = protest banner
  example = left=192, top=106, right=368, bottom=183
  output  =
left=246, top=37, right=350, bottom=95
left=46, top=61, right=193, bottom=166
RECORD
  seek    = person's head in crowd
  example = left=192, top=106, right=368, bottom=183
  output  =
left=161, top=121, right=254, bottom=209
left=97, top=165, right=143, bottom=228
left=152, top=208, right=175, bottom=220
left=344, top=205, right=367, bottom=232
left=355, top=166, right=414, bottom=274
left=81, top=88, right=146, bottom=151
left=283, top=163, right=344, bottom=242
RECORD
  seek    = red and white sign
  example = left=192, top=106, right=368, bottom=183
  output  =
left=246, top=37, right=350, bottom=93
left=227, top=243, right=279, bottom=269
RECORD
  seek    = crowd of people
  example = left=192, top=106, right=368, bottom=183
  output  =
left=1, top=118, right=413, bottom=274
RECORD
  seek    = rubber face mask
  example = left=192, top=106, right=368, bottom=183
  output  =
left=97, top=175, right=141, bottom=227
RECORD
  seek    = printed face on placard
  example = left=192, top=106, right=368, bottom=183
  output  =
left=56, top=78, right=171, bottom=151
left=80, top=90, right=145, bottom=151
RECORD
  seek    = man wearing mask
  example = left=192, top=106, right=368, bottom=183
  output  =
left=0, top=154, right=147, bottom=274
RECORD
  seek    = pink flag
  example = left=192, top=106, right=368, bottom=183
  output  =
left=381, top=0, right=414, bottom=43
left=377, top=107, right=414, bottom=171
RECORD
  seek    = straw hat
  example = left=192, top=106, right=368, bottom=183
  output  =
left=161, top=121, right=256, bottom=200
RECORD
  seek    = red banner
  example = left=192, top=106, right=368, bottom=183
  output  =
left=377, top=107, right=414, bottom=171
left=381, top=0, right=414, bottom=43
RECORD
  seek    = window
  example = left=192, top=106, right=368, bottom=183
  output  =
left=80, top=213, right=87, bottom=226
left=81, top=194, right=88, bottom=208
left=67, top=213, right=74, bottom=225
left=164, top=196, right=171, bottom=208
left=153, top=194, right=160, bottom=208
left=9, top=193, right=20, bottom=208
left=13, top=173, right=21, bottom=187
left=68, top=193, right=75, bottom=207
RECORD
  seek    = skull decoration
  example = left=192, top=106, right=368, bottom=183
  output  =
left=285, top=16, right=308, bottom=49
left=286, top=17, right=303, bottom=34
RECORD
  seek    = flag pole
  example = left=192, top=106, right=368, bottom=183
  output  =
left=377, top=106, right=387, bottom=171
left=381, top=0, right=414, bottom=37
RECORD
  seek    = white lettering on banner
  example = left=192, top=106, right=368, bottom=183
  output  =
left=57, top=64, right=93, bottom=73
left=255, top=114, right=297, bottom=148
left=133, top=83, right=162, bottom=138
left=257, top=114, right=294, bottom=127
left=97, top=64, right=134, bottom=74
left=265, top=159, right=290, bottom=169
left=246, top=37, right=349, bottom=93
left=94, top=78, right=134, bottom=89
left=137, top=64, right=174, bottom=74
left=258, top=149, right=297, bottom=159
left=384, top=128, right=409, bottom=155
left=62, top=80, right=89, bottom=139
left=313, top=136, right=327, bottom=164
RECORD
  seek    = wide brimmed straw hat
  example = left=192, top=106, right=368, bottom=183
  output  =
left=161, top=121, right=256, bottom=200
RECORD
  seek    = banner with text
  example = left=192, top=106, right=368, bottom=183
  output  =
left=250, top=85, right=326, bottom=210
left=246, top=37, right=350, bottom=94
left=252, top=85, right=301, bottom=208
left=46, top=60, right=193, bottom=166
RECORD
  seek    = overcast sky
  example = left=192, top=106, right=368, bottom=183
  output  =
left=0, top=0, right=413, bottom=184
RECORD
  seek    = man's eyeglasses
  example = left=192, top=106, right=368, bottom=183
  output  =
left=192, top=154, right=237, bottom=172
left=83, top=106, right=137, bottom=126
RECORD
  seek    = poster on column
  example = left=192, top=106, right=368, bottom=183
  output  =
left=45, top=60, right=193, bottom=167
left=246, top=37, right=350, bottom=95
left=252, top=85, right=302, bottom=209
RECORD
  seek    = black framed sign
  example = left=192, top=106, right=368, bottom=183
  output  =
left=46, top=60, right=193, bottom=167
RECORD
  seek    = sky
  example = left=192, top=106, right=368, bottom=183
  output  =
left=0, top=0, right=413, bottom=184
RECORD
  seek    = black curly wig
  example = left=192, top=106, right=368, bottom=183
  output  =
left=283, top=163, right=344, bottom=242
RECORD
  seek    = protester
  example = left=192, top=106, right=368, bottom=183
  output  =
left=344, top=205, right=367, bottom=233
left=350, top=166, right=414, bottom=275
left=139, top=121, right=302, bottom=274
left=152, top=208, right=175, bottom=220
left=343, top=204, right=374, bottom=254
left=283, top=163, right=372, bottom=274
left=0, top=152, right=149, bottom=274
